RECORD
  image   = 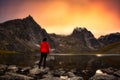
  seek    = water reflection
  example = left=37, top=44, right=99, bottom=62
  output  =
left=47, top=53, right=120, bottom=69
left=0, top=53, right=119, bottom=69
left=96, top=54, right=102, bottom=57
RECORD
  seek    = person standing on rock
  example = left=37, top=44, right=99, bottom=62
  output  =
left=39, top=38, right=50, bottom=68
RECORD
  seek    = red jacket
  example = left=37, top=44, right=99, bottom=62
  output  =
left=40, top=41, right=50, bottom=53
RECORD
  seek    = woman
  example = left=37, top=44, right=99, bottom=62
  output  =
left=39, top=38, right=50, bottom=68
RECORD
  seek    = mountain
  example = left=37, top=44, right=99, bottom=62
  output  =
left=99, top=41, right=120, bottom=54
left=50, top=27, right=104, bottom=53
left=97, top=33, right=120, bottom=54
left=0, top=15, right=54, bottom=53
left=50, top=27, right=120, bottom=53
left=98, top=32, right=120, bottom=45
left=0, top=16, right=119, bottom=53
left=71, top=27, right=104, bottom=50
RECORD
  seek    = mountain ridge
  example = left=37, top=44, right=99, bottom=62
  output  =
left=0, top=15, right=54, bottom=53
left=0, top=16, right=120, bottom=53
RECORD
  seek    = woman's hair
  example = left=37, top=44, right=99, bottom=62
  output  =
left=42, top=38, right=47, bottom=41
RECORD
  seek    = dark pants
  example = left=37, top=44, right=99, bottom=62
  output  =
left=39, top=53, right=48, bottom=68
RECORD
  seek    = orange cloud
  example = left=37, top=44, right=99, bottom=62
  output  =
left=0, top=0, right=120, bottom=38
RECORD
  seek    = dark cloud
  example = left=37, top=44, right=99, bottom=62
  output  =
left=103, top=0, right=120, bottom=18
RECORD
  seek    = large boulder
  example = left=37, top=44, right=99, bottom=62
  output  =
left=89, top=74, right=118, bottom=80
left=0, top=72, right=34, bottom=80
left=0, top=64, right=7, bottom=75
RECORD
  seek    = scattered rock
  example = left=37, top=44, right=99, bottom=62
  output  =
left=114, top=70, right=120, bottom=77
left=40, top=77, right=60, bottom=80
left=21, top=67, right=31, bottom=75
left=52, top=68, right=65, bottom=77
left=0, top=64, right=7, bottom=75
left=0, top=64, right=119, bottom=80
left=70, top=76, right=84, bottom=80
left=60, top=75, right=69, bottom=80
left=0, top=72, right=34, bottom=80
left=89, top=74, right=118, bottom=80
left=101, top=67, right=115, bottom=74
left=29, top=67, right=41, bottom=75
left=35, top=61, right=39, bottom=65
left=7, top=65, right=19, bottom=72
left=67, top=72, right=76, bottom=77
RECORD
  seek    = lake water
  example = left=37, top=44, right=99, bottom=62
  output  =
left=0, top=53, right=120, bottom=69
left=46, top=54, right=120, bottom=69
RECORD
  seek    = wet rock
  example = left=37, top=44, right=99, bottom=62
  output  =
left=95, top=69, right=106, bottom=75
left=70, top=68, right=77, bottom=73
left=0, top=72, right=34, bottom=80
left=101, top=67, right=115, bottom=74
left=60, top=75, right=83, bottom=80
left=0, top=64, right=7, bottom=75
left=114, top=70, right=120, bottom=77
left=29, top=67, right=41, bottom=75
left=29, top=67, right=49, bottom=79
left=67, top=72, right=76, bottom=77
left=60, top=75, right=69, bottom=80
left=42, top=73, right=53, bottom=78
left=89, top=74, right=118, bottom=80
left=70, top=76, right=84, bottom=80
left=0, top=75, right=12, bottom=80
left=39, top=77, right=60, bottom=80
left=52, top=68, right=65, bottom=77
left=7, top=65, right=19, bottom=72
left=35, top=61, right=39, bottom=65
left=21, top=67, right=31, bottom=75
left=0, top=64, right=7, bottom=70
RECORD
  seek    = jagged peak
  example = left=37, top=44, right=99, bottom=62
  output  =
left=23, top=15, right=34, bottom=21
left=74, top=27, right=88, bottom=32
left=99, top=32, right=120, bottom=38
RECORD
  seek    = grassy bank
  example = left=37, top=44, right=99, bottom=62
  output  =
left=0, top=50, right=17, bottom=54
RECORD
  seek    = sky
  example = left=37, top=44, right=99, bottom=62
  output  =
left=0, top=0, right=120, bottom=38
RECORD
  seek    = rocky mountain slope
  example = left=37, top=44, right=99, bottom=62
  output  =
left=0, top=15, right=54, bottom=53
left=98, top=32, right=120, bottom=45
left=50, top=28, right=120, bottom=53
left=97, top=33, right=120, bottom=54
left=50, top=27, right=104, bottom=53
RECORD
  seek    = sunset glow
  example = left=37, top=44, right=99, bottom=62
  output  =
left=0, top=0, right=120, bottom=38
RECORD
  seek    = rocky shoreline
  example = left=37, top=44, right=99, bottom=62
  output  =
left=0, top=63, right=120, bottom=80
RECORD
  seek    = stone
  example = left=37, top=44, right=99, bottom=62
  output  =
left=29, top=67, right=41, bottom=75
left=101, top=67, right=115, bottom=74
left=60, top=75, right=69, bottom=80
left=0, top=64, right=7, bottom=75
left=89, top=74, right=117, bottom=80
left=29, top=66, right=49, bottom=78
left=39, top=77, right=60, bottom=80
left=21, top=67, right=31, bottom=75
left=67, top=72, right=76, bottom=77
left=35, top=61, right=39, bottom=65
left=114, top=70, right=120, bottom=77
left=52, top=69, right=65, bottom=77
left=70, top=76, right=84, bottom=80
left=7, top=65, right=19, bottom=72
left=2, top=72, right=34, bottom=80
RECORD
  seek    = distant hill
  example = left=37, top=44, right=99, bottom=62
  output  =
left=98, top=33, right=120, bottom=45
left=97, top=33, right=120, bottom=54
left=99, top=41, right=120, bottom=54
left=0, top=15, right=54, bottom=53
